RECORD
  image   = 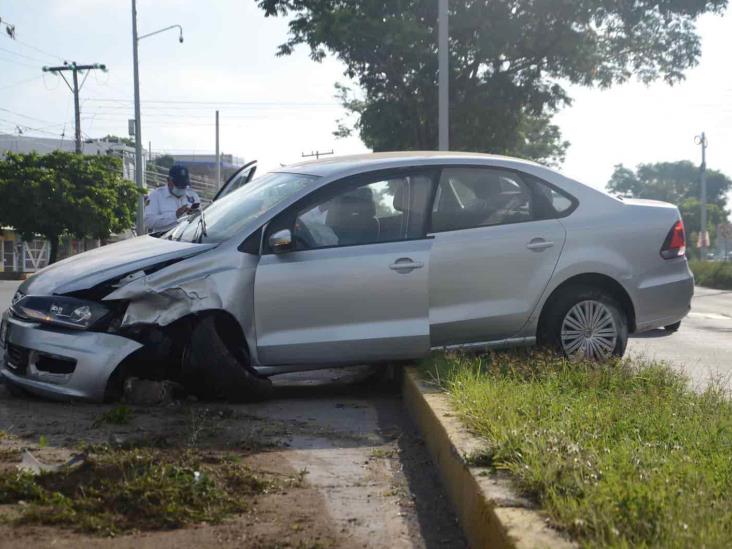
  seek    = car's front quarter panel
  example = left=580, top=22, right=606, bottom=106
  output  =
left=103, top=244, right=261, bottom=363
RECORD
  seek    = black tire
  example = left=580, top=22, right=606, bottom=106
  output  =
left=664, top=321, right=681, bottom=333
left=181, top=316, right=272, bottom=402
left=539, top=285, right=628, bottom=359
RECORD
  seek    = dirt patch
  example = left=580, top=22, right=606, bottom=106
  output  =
left=0, top=367, right=466, bottom=548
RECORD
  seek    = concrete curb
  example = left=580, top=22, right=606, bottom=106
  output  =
left=402, top=367, right=573, bottom=549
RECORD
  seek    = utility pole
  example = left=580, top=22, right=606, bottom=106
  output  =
left=215, top=110, right=221, bottom=188
left=438, top=0, right=449, bottom=151
left=301, top=150, right=334, bottom=160
left=130, top=0, right=184, bottom=235
left=695, top=132, right=709, bottom=259
left=42, top=62, right=107, bottom=153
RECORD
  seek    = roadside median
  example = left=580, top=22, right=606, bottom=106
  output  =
left=404, top=351, right=732, bottom=548
left=403, top=363, right=572, bottom=549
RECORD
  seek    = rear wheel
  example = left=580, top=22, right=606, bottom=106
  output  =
left=540, top=286, right=628, bottom=360
left=664, top=321, right=681, bottom=333
left=181, top=315, right=272, bottom=402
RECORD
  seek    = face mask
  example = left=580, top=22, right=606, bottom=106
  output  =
left=171, top=186, right=186, bottom=198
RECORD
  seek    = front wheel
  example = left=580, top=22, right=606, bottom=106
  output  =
left=181, top=316, right=272, bottom=402
left=539, top=287, right=628, bottom=360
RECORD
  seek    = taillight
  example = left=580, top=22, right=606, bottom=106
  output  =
left=660, top=220, right=686, bottom=259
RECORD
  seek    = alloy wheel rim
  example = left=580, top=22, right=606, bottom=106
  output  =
left=560, top=300, right=617, bottom=360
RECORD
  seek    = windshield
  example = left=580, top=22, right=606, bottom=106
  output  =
left=167, top=171, right=318, bottom=243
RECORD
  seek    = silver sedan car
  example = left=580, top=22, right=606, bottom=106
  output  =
left=0, top=152, right=694, bottom=402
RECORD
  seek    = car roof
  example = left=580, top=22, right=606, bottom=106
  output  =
left=278, top=151, right=543, bottom=178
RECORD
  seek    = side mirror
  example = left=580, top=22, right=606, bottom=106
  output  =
left=268, top=229, right=293, bottom=253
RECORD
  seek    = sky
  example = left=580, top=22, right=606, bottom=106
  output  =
left=1, top=0, right=731, bottom=204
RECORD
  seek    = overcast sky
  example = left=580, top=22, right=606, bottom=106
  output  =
left=1, top=0, right=731, bottom=203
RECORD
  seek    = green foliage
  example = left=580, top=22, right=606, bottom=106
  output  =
left=608, top=161, right=731, bottom=209
left=689, top=260, right=732, bottom=290
left=0, top=151, right=141, bottom=263
left=97, top=134, right=135, bottom=147
left=148, top=154, right=175, bottom=172
left=422, top=351, right=732, bottom=548
left=257, top=0, right=726, bottom=164
left=0, top=447, right=282, bottom=535
left=93, top=406, right=133, bottom=428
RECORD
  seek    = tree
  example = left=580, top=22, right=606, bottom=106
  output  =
left=96, top=134, right=136, bottom=147
left=607, top=161, right=731, bottom=251
left=256, top=0, right=726, bottom=164
left=147, top=154, right=175, bottom=172
left=0, top=151, right=142, bottom=264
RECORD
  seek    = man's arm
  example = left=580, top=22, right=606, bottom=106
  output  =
left=144, top=191, right=177, bottom=233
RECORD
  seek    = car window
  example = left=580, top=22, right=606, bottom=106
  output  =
left=431, top=168, right=533, bottom=232
left=290, top=173, right=434, bottom=250
left=529, top=176, right=575, bottom=218
left=169, top=171, right=318, bottom=243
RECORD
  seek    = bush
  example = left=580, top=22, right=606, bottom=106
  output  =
left=689, top=260, right=732, bottom=290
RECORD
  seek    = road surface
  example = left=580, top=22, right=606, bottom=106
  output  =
left=627, top=286, right=732, bottom=390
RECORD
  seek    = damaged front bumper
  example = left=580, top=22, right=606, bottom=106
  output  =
left=0, top=310, right=143, bottom=402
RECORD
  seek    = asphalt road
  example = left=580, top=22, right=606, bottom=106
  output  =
left=2, top=280, right=730, bottom=390
left=627, top=286, right=732, bottom=391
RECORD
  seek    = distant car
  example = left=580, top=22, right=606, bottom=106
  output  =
left=0, top=152, right=694, bottom=402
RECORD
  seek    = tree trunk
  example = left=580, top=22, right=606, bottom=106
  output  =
left=48, top=234, right=60, bottom=265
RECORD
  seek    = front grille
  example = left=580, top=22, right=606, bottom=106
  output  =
left=5, top=344, right=29, bottom=374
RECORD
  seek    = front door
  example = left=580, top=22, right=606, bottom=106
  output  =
left=428, top=167, right=569, bottom=346
left=254, top=168, right=436, bottom=365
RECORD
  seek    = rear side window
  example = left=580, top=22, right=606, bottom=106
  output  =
left=528, top=175, right=576, bottom=219
left=431, top=168, right=533, bottom=232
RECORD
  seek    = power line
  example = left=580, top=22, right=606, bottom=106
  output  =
left=0, top=75, right=43, bottom=91
left=84, top=97, right=340, bottom=107
left=0, top=53, right=38, bottom=69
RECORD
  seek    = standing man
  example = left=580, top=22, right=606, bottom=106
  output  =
left=143, top=165, right=201, bottom=234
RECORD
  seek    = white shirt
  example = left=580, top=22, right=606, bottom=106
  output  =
left=143, top=185, right=202, bottom=233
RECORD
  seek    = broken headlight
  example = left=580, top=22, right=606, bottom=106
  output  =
left=11, top=296, right=111, bottom=330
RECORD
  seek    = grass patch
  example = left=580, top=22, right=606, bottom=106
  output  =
left=93, top=405, right=133, bottom=427
left=422, top=351, right=732, bottom=548
left=0, top=446, right=293, bottom=535
left=690, top=260, right=732, bottom=290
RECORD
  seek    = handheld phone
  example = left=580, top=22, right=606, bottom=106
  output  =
left=190, top=203, right=200, bottom=211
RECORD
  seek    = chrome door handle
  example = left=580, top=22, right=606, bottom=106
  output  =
left=527, top=239, right=554, bottom=251
left=389, top=258, right=424, bottom=272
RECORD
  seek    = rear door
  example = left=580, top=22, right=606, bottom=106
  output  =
left=254, top=168, right=437, bottom=365
left=428, top=167, right=570, bottom=346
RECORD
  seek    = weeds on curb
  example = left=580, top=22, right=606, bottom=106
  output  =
left=421, top=350, right=732, bottom=549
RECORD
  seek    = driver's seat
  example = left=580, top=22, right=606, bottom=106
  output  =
left=325, top=187, right=379, bottom=245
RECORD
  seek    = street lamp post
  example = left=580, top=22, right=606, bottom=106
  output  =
left=438, top=0, right=449, bottom=151
left=130, top=0, right=183, bottom=235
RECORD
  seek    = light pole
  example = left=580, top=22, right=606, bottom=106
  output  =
left=438, top=0, right=449, bottom=151
left=131, top=0, right=183, bottom=235
left=695, top=132, right=708, bottom=259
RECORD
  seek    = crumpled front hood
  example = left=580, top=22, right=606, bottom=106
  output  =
left=19, top=236, right=217, bottom=296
